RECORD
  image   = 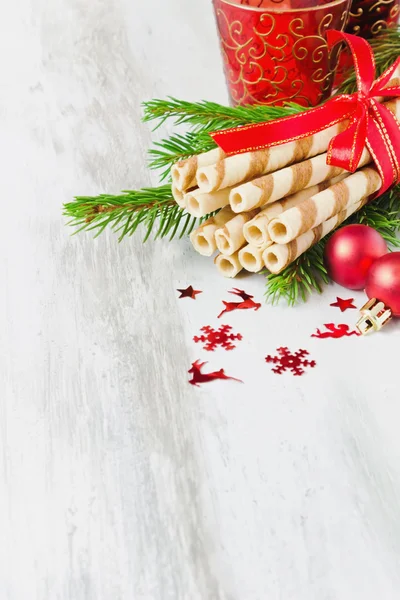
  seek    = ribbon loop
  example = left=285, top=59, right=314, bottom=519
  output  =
left=210, top=31, right=400, bottom=195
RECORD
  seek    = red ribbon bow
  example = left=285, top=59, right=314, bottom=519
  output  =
left=211, top=31, right=400, bottom=195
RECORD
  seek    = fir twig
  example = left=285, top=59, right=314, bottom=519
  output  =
left=63, top=185, right=199, bottom=242
left=142, top=97, right=304, bottom=131
left=148, top=131, right=217, bottom=180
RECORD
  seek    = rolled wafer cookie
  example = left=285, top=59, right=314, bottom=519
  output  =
left=229, top=146, right=373, bottom=213
left=172, top=147, right=225, bottom=192
left=196, top=126, right=344, bottom=193
left=196, top=89, right=400, bottom=194
left=215, top=252, right=243, bottom=278
left=185, top=187, right=234, bottom=217
left=242, top=175, right=348, bottom=246
left=263, top=195, right=374, bottom=274
left=238, top=242, right=273, bottom=273
left=215, top=210, right=258, bottom=256
left=172, top=183, right=188, bottom=208
left=189, top=207, right=235, bottom=256
left=268, top=166, right=381, bottom=244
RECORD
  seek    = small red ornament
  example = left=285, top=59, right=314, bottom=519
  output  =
left=188, top=360, right=242, bottom=387
left=265, top=347, right=316, bottom=377
left=311, top=323, right=360, bottom=339
left=177, top=285, right=202, bottom=300
left=357, top=253, right=400, bottom=334
left=365, top=253, right=400, bottom=317
left=218, top=288, right=261, bottom=318
left=330, top=297, right=357, bottom=312
left=193, top=324, right=243, bottom=351
left=324, top=225, right=388, bottom=290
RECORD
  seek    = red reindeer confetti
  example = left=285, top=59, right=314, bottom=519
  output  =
left=265, top=347, right=316, bottom=376
left=177, top=285, right=202, bottom=300
left=311, top=323, right=360, bottom=339
left=330, top=297, right=357, bottom=312
left=194, top=324, right=243, bottom=351
left=188, top=360, right=243, bottom=386
left=218, top=288, right=261, bottom=318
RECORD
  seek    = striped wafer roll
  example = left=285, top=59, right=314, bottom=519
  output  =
left=172, top=183, right=188, bottom=208
left=242, top=175, right=348, bottom=247
left=171, top=147, right=225, bottom=192
left=189, top=207, right=235, bottom=256
left=215, top=210, right=258, bottom=256
left=196, top=93, right=400, bottom=194
left=268, top=166, right=381, bottom=244
left=185, top=187, right=233, bottom=217
left=263, top=195, right=373, bottom=274
left=229, top=146, right=372, bottom=213
left=196, top=125, right=345, bottom=193
left=215, top=251, right=243, bottom=278
left=238, top=242, right=273, bottom=273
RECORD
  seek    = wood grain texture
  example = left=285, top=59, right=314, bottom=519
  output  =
left=1, top=1, right=400, bottom=599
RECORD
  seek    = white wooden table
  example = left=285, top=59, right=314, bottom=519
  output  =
left=1, top=1, right=400, bottom=598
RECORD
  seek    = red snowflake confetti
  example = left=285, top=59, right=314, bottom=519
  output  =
left=194, top=324, right=243, bottom=351
left=330, top=297, right=356, bottom=312
left=218, top=288, right=261, bottom=318
left=311, top=323, right=360, bottom=339
left=188, top=360, right=243, bottom=386
left=265, top=347, right=316, bottom=376
left=177, top=285, right=202, bottom=300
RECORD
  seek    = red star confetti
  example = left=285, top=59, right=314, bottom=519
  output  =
left=218, top=288, right=261, bottom=318
left=194, top=324, right=243, bottom=351
left=177, top=285, right=202, bottom=300
left=311, top=323, right=360, bottom=339
left=188, top=360, right=243, bottom=386
left=265, top=347, right=316, bottom=376
left=330, top=297, right=356, bottom=312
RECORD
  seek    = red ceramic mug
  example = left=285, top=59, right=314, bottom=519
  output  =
left=212, top=0, right=352, bottom=106
left=335, top=0, right=400, bottom=84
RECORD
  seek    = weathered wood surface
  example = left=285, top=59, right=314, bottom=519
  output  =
left=1, top=1, right=399, bottom=598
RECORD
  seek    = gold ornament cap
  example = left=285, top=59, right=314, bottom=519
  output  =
left=356, top=298, right=392, bottom=335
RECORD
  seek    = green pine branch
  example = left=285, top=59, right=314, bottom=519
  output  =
left=63, top=185, right=199, bottom=242
left=142, top=97, right=304, bottom=131
left=148, top=131, right=217, bottom=181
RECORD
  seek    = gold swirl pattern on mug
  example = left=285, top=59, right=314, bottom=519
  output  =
left=216, top=8, right=310, bottom=105
left=290, top=13, right=339, bottom=94
left=370, top=19, right=388, bottom=34
left=370, top=0, right=396, bottom=12
left=215, top=5, right=348, bottom=106
left=346, top=0, right=399, bottom=38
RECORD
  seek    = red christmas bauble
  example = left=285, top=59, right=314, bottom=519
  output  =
left=365, top=253, right=400, bottom=317
left=324, top=225, right=388, bottom=289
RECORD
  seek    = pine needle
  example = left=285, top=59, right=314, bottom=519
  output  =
left=142, top=97, right=304, bottom=131
left=63, top=185, right=200, bottom=242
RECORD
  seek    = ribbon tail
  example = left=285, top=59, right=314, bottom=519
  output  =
left=327, top=104, right=367, bottom=172
left=327, top=31, right=375, bottom=93
left=370, top=57, right=400, bottom=95
left=368, top=100, right=400, bottom=192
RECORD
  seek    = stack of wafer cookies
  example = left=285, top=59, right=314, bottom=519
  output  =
left=171, top=95, right=400, bottom=277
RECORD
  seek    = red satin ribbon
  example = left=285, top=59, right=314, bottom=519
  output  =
left=210, top=31, right=400, bottom=194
